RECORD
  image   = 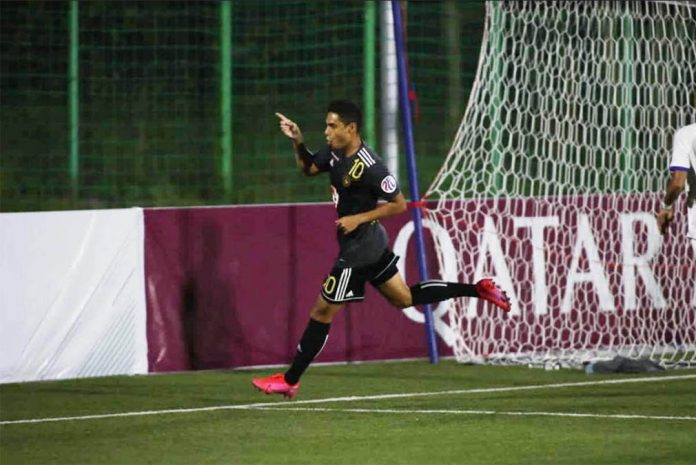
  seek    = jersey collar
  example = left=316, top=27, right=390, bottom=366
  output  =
left=342, top=140, right=365, bottom=159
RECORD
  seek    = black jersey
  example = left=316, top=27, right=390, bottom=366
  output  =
left=312, top=143, right=401, bottom=267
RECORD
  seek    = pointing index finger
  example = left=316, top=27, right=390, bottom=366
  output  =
left=275, top=112, right=290, bottom=122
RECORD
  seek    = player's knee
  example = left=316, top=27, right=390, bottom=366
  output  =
left=310, top=299, right=339, bottom=322
left=310, top=306, right=332, bottom=321
left=390, top=293, right=413, bottom=309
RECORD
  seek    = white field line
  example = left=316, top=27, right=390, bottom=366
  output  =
left=1, top=374, right=694, bottom=426
left=251, top=406, right=696, bottom=422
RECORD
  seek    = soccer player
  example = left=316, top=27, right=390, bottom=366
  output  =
left=656, top=123, right=696, bottom=308
left=252, top=100, right=510, bottom=398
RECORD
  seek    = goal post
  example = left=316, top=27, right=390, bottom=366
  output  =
left=425, top=1, right=696, bottom=368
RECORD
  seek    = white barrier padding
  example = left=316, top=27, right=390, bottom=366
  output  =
left=0, top=208, right=147, bottom=383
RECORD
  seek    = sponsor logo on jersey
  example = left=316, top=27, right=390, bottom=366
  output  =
left=381, top=175, right=397, bottom=193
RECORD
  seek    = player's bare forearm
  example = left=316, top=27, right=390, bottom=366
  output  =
left=663, top=172, right=686, bottom=205
left=656, top=171, right=687, bottom=235
left=357, top=193, right=407, bottom=223
left=335, top=194, right=407, bottom=233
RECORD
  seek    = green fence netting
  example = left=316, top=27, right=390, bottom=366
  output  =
left=1, top=0, right=484, bottom=211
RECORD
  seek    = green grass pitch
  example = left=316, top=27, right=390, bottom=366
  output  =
left=2, top=360, right=695, bottom=464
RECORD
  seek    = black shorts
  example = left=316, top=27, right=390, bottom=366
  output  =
left=320, top=249, right=400, bottom=304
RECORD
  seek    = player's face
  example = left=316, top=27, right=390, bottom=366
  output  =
left=325, top=112, right=356, bottom=150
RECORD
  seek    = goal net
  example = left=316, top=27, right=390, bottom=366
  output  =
left=425, top=1, right=696, bottom=368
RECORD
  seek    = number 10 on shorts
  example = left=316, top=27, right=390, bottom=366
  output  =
left=323, top=275, right=337, bottom=295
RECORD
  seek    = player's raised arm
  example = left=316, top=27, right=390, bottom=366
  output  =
left=275, top=112, right=320, bottom=176
left=275, top=112, right=302, bottom=143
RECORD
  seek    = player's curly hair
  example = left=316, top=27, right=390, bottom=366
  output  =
left=327, top=100, right=362, bottom=133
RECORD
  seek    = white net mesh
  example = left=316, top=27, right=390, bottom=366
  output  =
left=425, top=1, right=696, bottom=369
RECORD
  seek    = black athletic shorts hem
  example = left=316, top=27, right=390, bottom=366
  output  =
left=321, top=293, right=366, bottom=304
left=320, top=249, right=400, bottom=304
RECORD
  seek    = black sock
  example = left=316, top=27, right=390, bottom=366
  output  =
left=409, top=281, right=479, bottom=306
left=284, top=318, right=331, bottom=385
